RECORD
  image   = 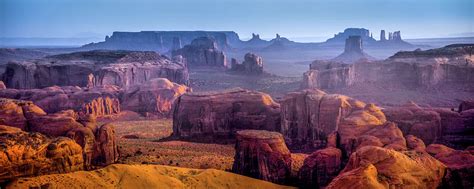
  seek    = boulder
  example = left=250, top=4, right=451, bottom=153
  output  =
left=230, top=53, right=264, bottom=75
left=0, top=125, right=84, bottom=182
left=326, top=146, right=446, bottom=189
left=121, top=78, right=188, bottom=116
left=172, top=37, right=227, bottom=67
left=172, top=88, right=281, bottom=141
left=2, top=50, right=189, bottom=89
left=0, top=98, right=46, bottom=130
left=298, top=147, right=342, bottom=188
left=232, top=130, right=292, bottom=184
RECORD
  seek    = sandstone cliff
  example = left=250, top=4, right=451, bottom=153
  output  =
left=172, top=37, right=227, bottom=67
left=2, top=50, right=189, bottom=89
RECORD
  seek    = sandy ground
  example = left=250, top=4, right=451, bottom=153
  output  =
left=7, top=164, right=295, bottom=189
left=112, top=119, right=308, bottom=175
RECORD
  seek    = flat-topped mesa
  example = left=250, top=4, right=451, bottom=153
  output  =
left=232, top=130, right=292, bottom=184
left=172, top=37, right=227, bottom=67
left=303, top=44, right=474, bottom=90
left=81, top=31, right=237, bottom=52
left=172, top=88, right=281, bottom=141
left=230, top=53, right=264, bottom=75
left=1, top=50, right=189, bottom=89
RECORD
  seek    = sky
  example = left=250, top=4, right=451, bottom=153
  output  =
left=1, top=0, right=473, bottom=42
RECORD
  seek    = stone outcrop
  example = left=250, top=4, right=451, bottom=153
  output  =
left=121, top=78, right=188, bottom=116
left=382, top=102, right=442, bottom=144
left=459, top=100, right=474, bottom=112
left=297, top=147, right=342, bottom=188
left=2, top=50, right=189, bottom=89
left=172, top=88, right=281, bottom=140
left=384, top=101, right=474, bottom=148
left=230, top=53, right=264, bottom=75
left=172, top=37, right=227, bottom=67
left=0, top=125, right=84, bottom=182
left=232, top=130, right=292, bottom=184
left=0, top=98, right=118, bottom=175
left=0, top=78, right=188, bottom=117
left=326, top=146, right=446, bottom=189
left=0, top=86, right=121, bottom=117
left=302, top=44, right=474, bottom=90
left=332, top=36, right=375, bottom=64
left=426, top=144, right=474, bottom=188
left=280, top=89, right=386, bottom=151
left=0, top=81, right=5, bottom=89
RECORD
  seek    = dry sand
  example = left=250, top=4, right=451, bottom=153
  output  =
left=7, top=164, right=295, bottom=189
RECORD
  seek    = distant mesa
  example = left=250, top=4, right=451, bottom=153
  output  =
left=172, top=37, right=227, bottom=67
left=323, top=28, right=414, bottom=48
left=332, top=35, right=375, bottom=63
left=81, top=31, right=237, bottom=52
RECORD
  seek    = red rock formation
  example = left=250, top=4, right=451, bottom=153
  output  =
left=121, top=78, right=188, bottom=116
left=93, top=123, right=119, bottom=166
left=298, top=147, right=342, bottom=188
left=406, top=135, right=426, bottom=152
left=0, top=98, right=119, bottom=171
left=232, top=130, right=292, bottom=184
left=172, top=37, right=227, bottom=67
left=0, top=86, right=121, bottom=117
left=2, top=50, right=189, bottom=89
left=172, top=88, right=281, bottom=140
left=0, top=81, right=5, bottom=89
left=383, top=102, right=441, bottom=144
left=425, top=144, right=474, bottom=188
left=326, top=146, right=446, bottom=189
left=280, top=89, right=386, bottom=151
left=0, top=125, right=84, bottom=182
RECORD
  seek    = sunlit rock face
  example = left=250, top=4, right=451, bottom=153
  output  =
left=172, top=88, right=281, bottom=141
left=0, top=78, right=188, bottom=117
left=0, top=98, right=119, bottom=178
left=172, top=37, right=227, bottom=67
left=232, top=130, right=292, bottom=184
left=303, top=44, right=474, bottom=90
left=326, top=146, right=446, bottom=189
left=1, top=50, right=189, bottom=89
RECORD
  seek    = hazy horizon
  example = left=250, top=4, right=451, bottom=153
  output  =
left=1, top=0, right=473, bottom=41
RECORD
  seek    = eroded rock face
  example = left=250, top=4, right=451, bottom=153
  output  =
left=280, top=89, right=386, bottom=151
left=172, top=37, right=227, bottom=67
left=172, top=88, right=281, bottom=140
left=298, top=147, right=342, bottom=188
left=121, top=78, right=188, bottom=116
left=332, top=36, right=375, bottom=64
left=232, top=130, right=292, bottom=184
left=326, top=146, right=446, bottom=189
left=230, top=53, right=264, bottom=75
left=383, top=102, right=441, bottom=144
left=302, top=44, right=474, bottom=90
left=0, top=78, right=188, bottom=117
left=93, top=123, right=119, bottom=166
left=0, top=125, right=84, bottom=182
left=425, top=144, right=474, bottom=188
left=0, top=98, right=119, bottom=171
left=2, top=50, right=189, bottom=89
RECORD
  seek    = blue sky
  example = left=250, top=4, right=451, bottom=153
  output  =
left=1, top=0, right=473, bottom=40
